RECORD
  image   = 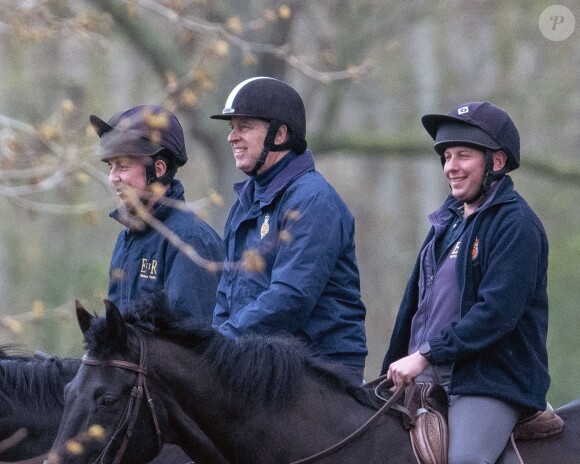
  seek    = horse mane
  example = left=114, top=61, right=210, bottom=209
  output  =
left=84, top=293, right=368, bottom=409
left=0, top=345, right=81, bottom=410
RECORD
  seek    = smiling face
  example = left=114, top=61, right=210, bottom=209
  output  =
left=107, top=155, right=169, bottom=209
left=227, top=116, right=289, bottom=175
left=442, top=146, right=487, bottom=203
left=227, top=116, right=269, bottom=174
left=442, top=145, right=508, bottom=215
left=107, top=156, right=149, bottom=206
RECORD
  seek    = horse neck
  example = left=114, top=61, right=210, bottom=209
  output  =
left=0, top=357, right=81, bottom=461
left=145, top=335, right=411, bottom=463
left=160, top=358, right=387, bottom=463
left=0, top=356, right=80, bottom=407
left=144, top=338, right=230, bottom=464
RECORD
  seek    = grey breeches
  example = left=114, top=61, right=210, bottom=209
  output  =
left=448, top=394, right=520, bottom=464
left=417, top=365, right=521, bottom=464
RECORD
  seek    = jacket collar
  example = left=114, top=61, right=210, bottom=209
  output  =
left=429, top=176, right=515, bottom=227
left=234, top=150, right=315, bottom=210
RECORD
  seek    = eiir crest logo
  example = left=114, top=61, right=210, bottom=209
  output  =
left=140, top=258, right=158, bottom=280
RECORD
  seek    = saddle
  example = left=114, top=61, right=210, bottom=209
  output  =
left=374, top=380, right=564, bottom=464
left=395, top=382, right=448, bottom=464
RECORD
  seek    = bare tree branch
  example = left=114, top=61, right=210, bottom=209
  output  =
left=126, top=0, right=372, bottom=83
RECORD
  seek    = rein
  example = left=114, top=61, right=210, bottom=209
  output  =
left=290, top=376, right=405, bottom=464
left=81, top=329, right=162, bottom=464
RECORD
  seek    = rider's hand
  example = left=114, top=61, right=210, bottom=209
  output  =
left=387, top=351, right=429, bottom=387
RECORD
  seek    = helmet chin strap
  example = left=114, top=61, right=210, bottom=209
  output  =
left=464, top=149, right=507, bottom=205
left=145, top=154, right=173, bottom=185
left=247, top=119, right=307, bottom=177
left=249, top=120, right=280, bottom=176
left=145, top=162, right=158, bottom=185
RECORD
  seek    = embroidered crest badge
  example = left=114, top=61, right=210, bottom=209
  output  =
left=260, top=214, right=270, bottom=239
left=471, top=238, right=479, bottom=260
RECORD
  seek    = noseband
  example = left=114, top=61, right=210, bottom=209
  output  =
left=81, top=329, right=162, bottom=464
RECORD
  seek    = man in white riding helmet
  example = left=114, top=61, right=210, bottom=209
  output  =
left=211, top=77, right=367, bottom=384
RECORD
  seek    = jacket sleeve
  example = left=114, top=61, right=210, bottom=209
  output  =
left=164, top=230, right=224, bottom=326
left=217, top=188, right=346, bottom=338
left=213, top=267, right=231, bottom=328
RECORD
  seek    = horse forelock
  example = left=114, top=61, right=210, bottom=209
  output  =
left=83, top=315, right=120, bottom=359
left=83, top=293, right=208, bottom=358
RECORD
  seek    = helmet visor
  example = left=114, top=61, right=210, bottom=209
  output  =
left=434, top=122, right=501, bottom=155
left=98, top=129, right=164, bottom=162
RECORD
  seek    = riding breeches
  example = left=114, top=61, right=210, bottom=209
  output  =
left=417, top=365, right=521, bottom=464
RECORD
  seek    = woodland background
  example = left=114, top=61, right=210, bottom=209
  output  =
left=0, top=0, right=579, bottom=407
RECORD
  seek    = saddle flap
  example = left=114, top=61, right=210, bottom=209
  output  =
left=406, top=382, right=449, bottom=464
left=410, top=407, right=448, bottom=464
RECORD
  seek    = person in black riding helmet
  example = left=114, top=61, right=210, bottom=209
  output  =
left=90, top=105, right=225, bottom=325
left=210, top=77, right=368, bottom=384
left=91, top=105, right=226, bottom=464
left=382, top=101, right=551, bottom=464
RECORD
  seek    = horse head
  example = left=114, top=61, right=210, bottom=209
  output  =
left=46, top=300, right=164, bottom=464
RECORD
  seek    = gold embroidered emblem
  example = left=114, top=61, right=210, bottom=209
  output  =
left=472, top=238, right=480, bottom=260
left=260, top=214, right=270, bottom=239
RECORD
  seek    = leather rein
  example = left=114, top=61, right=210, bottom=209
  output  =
left=81, top=329, right=162, bottom=464
left=290, top=376, right=405, bottom=464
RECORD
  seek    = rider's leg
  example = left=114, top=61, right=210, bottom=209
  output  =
left=448, top=395, right=521, bottom=464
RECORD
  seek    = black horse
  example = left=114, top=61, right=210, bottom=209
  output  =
left=0, top=346, right=194, bottom=464
left=48, top=297, right=580, bottom=463
left=0, top=346, right=80, bottom=463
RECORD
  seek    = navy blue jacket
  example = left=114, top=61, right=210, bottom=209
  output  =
left=213, top=151, right=367, bottom=369
left=382, top=177, right=550, bottom=410
left=108, top=180, right=225, bottom=325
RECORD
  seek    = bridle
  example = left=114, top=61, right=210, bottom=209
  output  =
left=81, top=329, right=162, bottom=464
left=290, top=376, right=405, bottom=464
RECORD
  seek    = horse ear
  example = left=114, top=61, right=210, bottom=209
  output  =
left=75, top=299, right=93, bottom=334
left=103, top=299, right=127, bottom=347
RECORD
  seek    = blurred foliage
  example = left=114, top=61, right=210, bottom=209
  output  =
left=0, top=0, right=579, bottom=408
